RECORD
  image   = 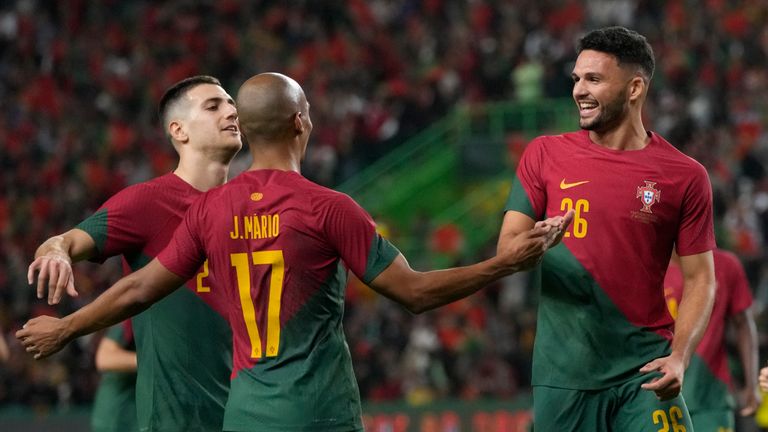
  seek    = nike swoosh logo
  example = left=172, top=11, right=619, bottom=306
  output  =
left=560, top=179, right=590, bottom=189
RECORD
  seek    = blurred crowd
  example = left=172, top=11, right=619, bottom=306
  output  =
left=2, top=0, right=768, bottom=410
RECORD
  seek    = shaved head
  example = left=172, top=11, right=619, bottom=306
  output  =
left=237, top=73, right=308, bottom=143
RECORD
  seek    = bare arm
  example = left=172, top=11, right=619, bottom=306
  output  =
left=28, top=229, right=97, bottom=304
left=731, top=307, right=760, bottom=416
left=641, top=251, right=715, bottom=400
left=95, top=336, right=137, bottom=373
left=497, top=211, right=536, bottom=250
left=0, top=329, right=9, bottom=363
left=370, top=211, right=573, bottom=314
left=17, top=259, right=184, bottom=359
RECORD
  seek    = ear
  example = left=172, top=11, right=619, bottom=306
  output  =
left=628, top=76, right=646, bottom=102
left=294, top=112, right=305, bottom=135
left=168, top=120, right=189, bottom=143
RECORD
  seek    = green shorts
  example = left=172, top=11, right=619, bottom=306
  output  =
left=689, top=408, right=734, bottom=432
left=532, top=374, right=693, bottom=432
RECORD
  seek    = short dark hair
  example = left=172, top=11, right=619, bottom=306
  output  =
left=158, top=75, right=222, bottom=126
left=577, top=26, right=655, bottom=81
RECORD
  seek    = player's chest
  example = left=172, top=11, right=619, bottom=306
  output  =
left=542, top=158, right=682, bottom=234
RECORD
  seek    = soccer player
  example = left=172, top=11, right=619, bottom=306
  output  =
left=500, top=27, right=716, bottom=431
left=91, top=320, right=137, bottom=432
left=664, top=249, right=760, bottom=430
left=26, top=75, right=242, bottom=431
left=17, top=72, right=572, bottom=432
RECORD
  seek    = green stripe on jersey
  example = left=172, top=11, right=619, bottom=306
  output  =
left=76, top=208, right=108, bottom=253
left=505, top=175, right=536, bottom=220
left=533, top=243, right=671, bottom=389
left=224, top=262, right=362, bottom=432
left=682, top=354, right=735, bottom=412
left=362, top=236, right=399, bottom=284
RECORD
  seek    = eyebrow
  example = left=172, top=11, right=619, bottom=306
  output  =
left=202, top=96, right=235, bottom=106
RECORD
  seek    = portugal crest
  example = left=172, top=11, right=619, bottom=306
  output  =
left=636, top=181, right=660, bottom=213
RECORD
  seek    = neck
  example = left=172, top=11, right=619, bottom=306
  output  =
left=174, top=152, right=231, bottom=191
left=246, top=140, right=303, bottom=173
left=588, top=111, right=649, bottom=151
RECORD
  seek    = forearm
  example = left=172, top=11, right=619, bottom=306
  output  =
left=734, top=311, right=759, bottom=390
left=394, top=257, right=512, bottom=314
left=35, top=230, right=95, bottom=262
left=671, top=279, right=715, bottom=366
left=64, top=274, right=157, bottom=340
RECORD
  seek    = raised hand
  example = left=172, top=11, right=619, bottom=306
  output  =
left=28, top=253, right=78, bottom=305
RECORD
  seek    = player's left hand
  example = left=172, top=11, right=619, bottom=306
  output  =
left=639, top=354, right=685, bottom=400
left=739, top=386, right=761, bottom=416
left=15, top=315, right=70, bottom=360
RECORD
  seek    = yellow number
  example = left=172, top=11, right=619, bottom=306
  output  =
left=230, top=251, right=285, bottom=358
left=652, top=406, right=686, bottom=432
left=669, top=406, right=686, bottom=432
left=652, top=409, right=669, bottom=432
left=196, top=259, right=210, bottom=292
left=559, top=198, right=589, bottom=238
left=666, top=297, right=678, bottom=320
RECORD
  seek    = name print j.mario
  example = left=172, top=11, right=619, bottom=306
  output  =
left=229, top=214, right=280, bottom=240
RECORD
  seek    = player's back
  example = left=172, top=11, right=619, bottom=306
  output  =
left=188, top=169, right=386, bottom=431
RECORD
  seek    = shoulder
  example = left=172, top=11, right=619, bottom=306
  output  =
left=102, top=175, right=172, bottom=209
left=651, top=133, right=708, bottom=173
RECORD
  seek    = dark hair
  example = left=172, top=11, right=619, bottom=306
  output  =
left=158, top=75, right=222, bottom=126
left=577, top=26, right=655, bottom=80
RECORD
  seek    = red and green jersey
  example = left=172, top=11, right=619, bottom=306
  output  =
left=664, top=248, right=752, bottom=411
left=506, top=130, right=715, bottom=390
left=76, top=173, right=231, bottom=432
left=158, top=169, right=399, bottom=432
left=91, top=320, right=137, bottom=432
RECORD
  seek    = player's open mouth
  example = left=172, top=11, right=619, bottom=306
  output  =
left=578, top=101, right=598, bottom=116
left=222, top=125, right=239, bottom=133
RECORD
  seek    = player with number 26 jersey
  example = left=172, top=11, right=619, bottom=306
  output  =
left=507, top=130, right=714, bottom=390
left=158, top=169, right=399, bottom=432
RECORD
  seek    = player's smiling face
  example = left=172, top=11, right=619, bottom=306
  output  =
left=571, top=50, right=634, bottom=133
left=184, top=83, right=243, bottom=157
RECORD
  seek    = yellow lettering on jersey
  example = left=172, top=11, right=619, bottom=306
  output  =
left=230, top=214, right=281, bottom=240
left=245, top=215, right=255, bottom=239
left=230, top=216, right=240, bottom=239
left=251, top=216, right=261, bottom=239
left=272, top=214, right=280, bottom=237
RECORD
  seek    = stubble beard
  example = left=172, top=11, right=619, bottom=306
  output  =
left=579, top=89, right=629, bottom=133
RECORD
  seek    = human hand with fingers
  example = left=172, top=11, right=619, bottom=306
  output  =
left=639, top=354, right=685, bottom=400
left=16, top=315, right=72, bottom=360
left=28, top=253, right=78, bottom=305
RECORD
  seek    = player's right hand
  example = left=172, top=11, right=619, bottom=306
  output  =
left=28, top=254, right=78, bottom=305
left=16, top=315, right=71, bottom=360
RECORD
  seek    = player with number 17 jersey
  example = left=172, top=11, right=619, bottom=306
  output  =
left=506, top=130, right=714, bottom=390
left=158, top=169, right=400, bottom=432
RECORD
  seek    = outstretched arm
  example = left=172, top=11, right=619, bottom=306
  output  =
left=17, top=259, right=184, bottom=359
left=369, top=211, right=573, bottom=314
left=641, top=250, right=715, bottom=400
left=28, top=229, right=97, bottom=304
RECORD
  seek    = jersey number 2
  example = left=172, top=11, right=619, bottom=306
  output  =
left=230, top=251, right=285, bottom=359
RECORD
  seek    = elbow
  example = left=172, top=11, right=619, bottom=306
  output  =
left=401, top=284, right=431, bottom=315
